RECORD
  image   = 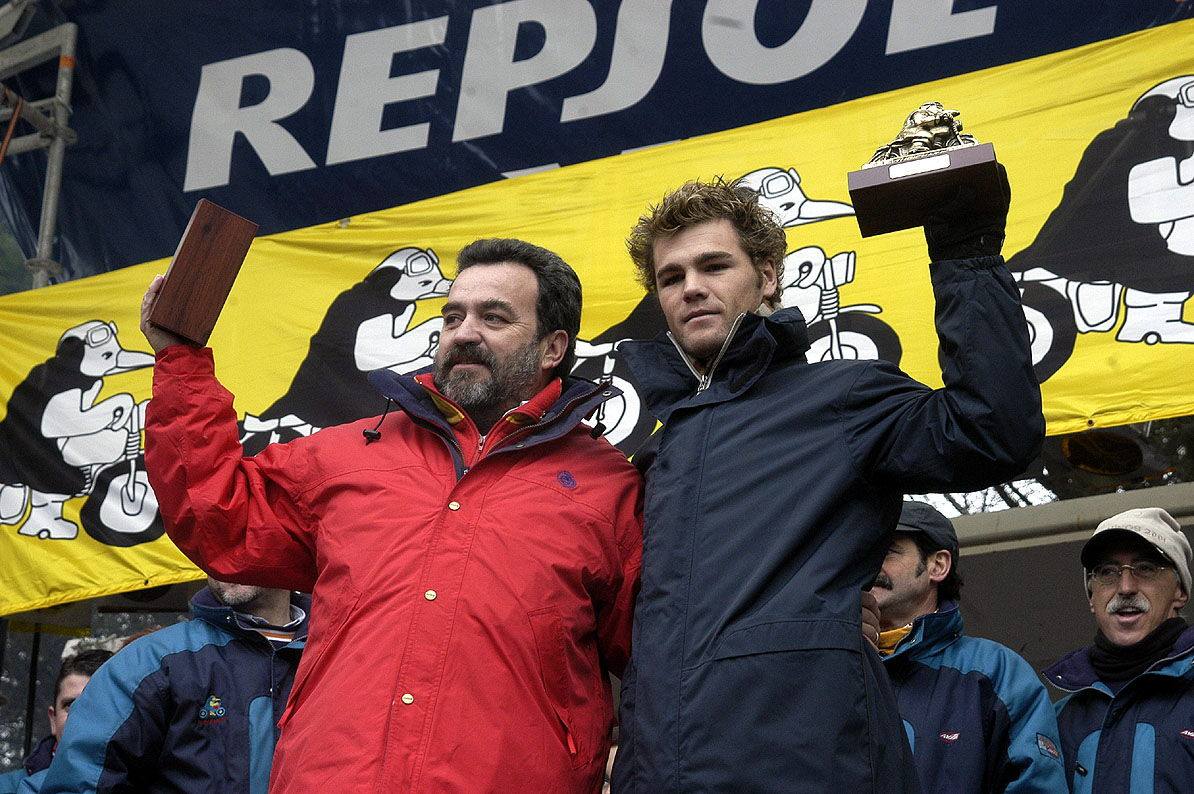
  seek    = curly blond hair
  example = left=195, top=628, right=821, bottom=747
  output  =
left=627, top=176, right=786, bottom=309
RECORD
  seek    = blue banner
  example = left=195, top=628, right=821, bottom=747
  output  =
left=1, top=0, right=1190, bottom=277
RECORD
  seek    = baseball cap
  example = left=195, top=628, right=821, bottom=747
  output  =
left=1081, top=507, right=1193, bottom=595
left=896, top=501, right=958, bottom=563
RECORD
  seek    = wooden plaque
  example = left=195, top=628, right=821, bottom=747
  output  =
left=847, top=143, right=1002, bottom=238
left=148, top=199, right=258, bottom=346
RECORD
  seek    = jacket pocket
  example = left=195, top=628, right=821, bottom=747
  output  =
left=276, top=587, right=362, bottom=730
left=527, top=607, right=594, bottom=769
left=711, top=618, right=859, bottom=661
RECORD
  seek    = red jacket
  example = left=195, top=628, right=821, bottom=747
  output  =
left=145, top=346, right=642, bottom=793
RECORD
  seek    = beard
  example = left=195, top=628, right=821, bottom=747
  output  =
left=433, top=339, right=543, bottom=419
left=207, top=579, right=263, bottom=608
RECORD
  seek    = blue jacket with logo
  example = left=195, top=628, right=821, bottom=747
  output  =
left=38, top=588, right=308, bottom=794
left=613, top=255, right=1044, bottom=793
left=1044, top=625, right=1194, bottom=793
left=882, top=603, right=1066, bottom=792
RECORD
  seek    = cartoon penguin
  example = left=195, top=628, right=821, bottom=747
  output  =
left=255, top=247, right=451, bottom=434
left=1008, top=75, right=1194, bottom=344
left=0, top=321, right=154, bottom=539
left=737, top=166, right=855, bottom=228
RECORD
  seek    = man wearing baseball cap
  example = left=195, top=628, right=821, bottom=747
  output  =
left=1045, top=507, right=1194, bottom=792
left=874, top=501, right=1065, bottom=792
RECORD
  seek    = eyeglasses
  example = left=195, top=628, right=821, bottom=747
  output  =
left=1087, top=561, right=1171, bottom=587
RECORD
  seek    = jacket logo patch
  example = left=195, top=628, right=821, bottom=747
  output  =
left=938, top=732, right=960, bottom=743
left=1037, top=733, right=1061, bottom=759
left=1181, top=729, right=1194, bottom=740
left=198, top=694, right=227, bottom=725
left=556, top=471, right=577, bottom=489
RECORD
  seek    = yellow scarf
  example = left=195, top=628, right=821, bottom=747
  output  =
left=877, top=624, right=913, bottom=656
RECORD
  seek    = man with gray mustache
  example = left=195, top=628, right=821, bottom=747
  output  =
left=1045, top=507, right=1194, bottom=792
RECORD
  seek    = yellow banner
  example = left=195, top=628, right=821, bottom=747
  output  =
left=2, top=20, right=1193, bottom=615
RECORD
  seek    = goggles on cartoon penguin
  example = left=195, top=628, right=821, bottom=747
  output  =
left=401, top=249, right=438, bottom=276
left=1180, top=80, right=1194, bottom=109
left=85, top=322, right=117, bottom=347
left=754, top=169, right=801, bottom=200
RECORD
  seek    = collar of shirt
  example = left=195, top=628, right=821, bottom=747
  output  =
left=414, top=373, right=562, bottom=462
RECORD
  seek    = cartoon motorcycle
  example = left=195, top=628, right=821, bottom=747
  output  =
left=571, top=340, right=649, bottom=452
left=782, top=246, right=902, bottom=366
left=78, top=400, right=165, bottom=547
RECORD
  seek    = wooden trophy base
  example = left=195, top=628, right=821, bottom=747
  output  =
left=847, top=143, right=1001, bottom=238
left=147, top=199, right=258, bottom=346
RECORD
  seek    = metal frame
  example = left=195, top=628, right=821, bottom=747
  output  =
left=0, top=21, right=77, bottom=287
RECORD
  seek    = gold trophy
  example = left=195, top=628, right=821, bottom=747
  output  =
left=847, top=102, right=1002, bottom=237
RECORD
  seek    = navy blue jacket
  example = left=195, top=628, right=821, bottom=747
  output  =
left=0, top=735, right=54, bottom=794
left=1044, top=625, right=1194, bottom=793
left=883, top=603, right=1066, bottom=792
left=39, top=589, right=308, bottom=793
left=614, top=255, right=1043, bottom=793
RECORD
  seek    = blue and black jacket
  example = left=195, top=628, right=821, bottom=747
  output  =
left=882, top=603, right=1066, bottom=792
left=0, top=735, right=53, bottom=793
left=39, top=588, right=308, bottom=794
left=1045, top=625, right=1194, bottom=793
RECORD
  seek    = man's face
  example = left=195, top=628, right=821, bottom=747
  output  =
left=207, top=578, right=265, bottom=608
left=1088, top=542, right=1188, bottom=646
left=48, top=673, right=90, bottom=741
left=434, top=262, right=560, bottom=412
left=652, top=219, right=777, bottom=364
left=872, top=535, right=951, bottom=629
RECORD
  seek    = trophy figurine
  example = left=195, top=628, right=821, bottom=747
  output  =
left=847, top=102, right=1002, bottom=237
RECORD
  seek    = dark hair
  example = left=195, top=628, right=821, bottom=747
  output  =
left=456, top=238, right=582, bottom=379
left=626, top=176, right=787, bottom=309
left=911, top=534, right=964, bottom=604
left=55, top=648, right=113, bottom=700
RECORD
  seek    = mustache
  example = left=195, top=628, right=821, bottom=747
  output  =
left=872, top=573, right=893, bottom=591
left=443, top=343, right=496, bottom=370
left=1106, top=593, right=1151, bottom=615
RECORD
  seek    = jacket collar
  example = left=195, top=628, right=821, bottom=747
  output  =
left=1045, top=624, right=1194, bottom=693
left=883, top=601, right=964, bottom=663
left=190, top=588, right=310, bottom=650
left=24, top=734, right=55, bottom=775
left=367, top=365, right=618, bottom=451
left=619, top=307, right=810, bottom=422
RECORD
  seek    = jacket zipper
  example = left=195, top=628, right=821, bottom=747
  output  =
left=488, top=383, right=608, bottom=457
left=666, top=312, right=746, bottom=393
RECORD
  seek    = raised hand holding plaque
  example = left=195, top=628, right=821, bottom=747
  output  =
left=146, top=199, right=257, bottom=347
left=847, top=102, right=1003, bottom=238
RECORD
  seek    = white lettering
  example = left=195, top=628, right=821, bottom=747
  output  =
left=326, top=17, right=448, bottom=166
left=184, top=49, right=316, bottom=192
left=560, top=0, right=672, bottom=123
left=886, top=0, right=998, bottom=55
left=453, top=0, right=597, bottom=142
left=702, top=0, right=866, bottom=85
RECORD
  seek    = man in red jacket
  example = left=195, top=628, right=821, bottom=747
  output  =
left=140, top=238, right=642, bottom=793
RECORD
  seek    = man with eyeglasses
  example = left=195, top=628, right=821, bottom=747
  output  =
left=1044, top=507, right=1194, bottom=792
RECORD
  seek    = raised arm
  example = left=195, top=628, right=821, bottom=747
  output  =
left=841, top=167, right=1045, bottom=492
left=141, top=277, right=319, bottom=591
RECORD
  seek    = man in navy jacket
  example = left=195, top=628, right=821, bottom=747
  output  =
left=876, top=501, right=1065, bottom=792
left=1045, top=507, right=1194, bottom=792
left=613, top=172, right=1043, bottom=792
left=38, top=580, right=307, bottom=793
